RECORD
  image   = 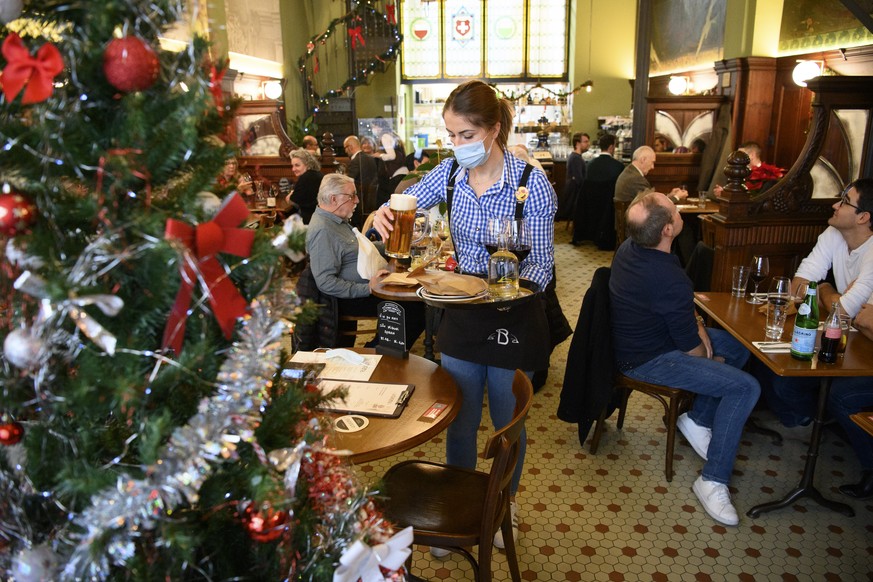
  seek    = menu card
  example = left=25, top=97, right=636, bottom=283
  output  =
left=290, top=351, right=381, bottom=381
left=317, top=380, right=414, bottom=418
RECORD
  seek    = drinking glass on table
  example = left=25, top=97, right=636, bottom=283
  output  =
left=747, top=255, right=770, bottom=304
left=765, top=276, right=791, bottom=339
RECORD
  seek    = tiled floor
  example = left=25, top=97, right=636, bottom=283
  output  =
left=351, top=224, right=873, bottom=581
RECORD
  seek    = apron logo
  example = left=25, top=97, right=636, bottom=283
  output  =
left=488, top=328, right=518, bottom=346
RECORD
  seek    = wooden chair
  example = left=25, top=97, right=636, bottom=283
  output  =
left=590, top=376, right=692, bottom=482
left=614, top=199, right=629, bottom=248
left=381, top=370, right=533, bottom=582
left=337, top=314, right=378, bottom=344
left=565, top=266, right=692, bottom=482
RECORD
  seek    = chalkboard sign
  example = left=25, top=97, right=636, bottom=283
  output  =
left=376, top=301, right=408, bottom=359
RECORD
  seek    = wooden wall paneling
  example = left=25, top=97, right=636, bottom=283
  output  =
left=647, top=153, right=702, bottom=193
left=770, top=67, right=814, bottom=172
left=705, top=76, right=873, bottom=292
left=715, top=57, right=777, bottom=156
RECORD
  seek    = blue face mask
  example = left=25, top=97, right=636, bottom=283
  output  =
left=454, top=135, right=494, bottom=169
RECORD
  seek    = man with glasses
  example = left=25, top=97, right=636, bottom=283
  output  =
left=305, top=173, right=424, bottom=348
left=760, top=178, right=873, bottom=429
left=791, top=178, right=873, bottom=318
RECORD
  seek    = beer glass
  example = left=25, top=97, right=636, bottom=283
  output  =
left=385, top=194, right=428, bottom=259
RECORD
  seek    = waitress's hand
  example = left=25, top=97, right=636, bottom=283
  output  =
left=372, top=205, right=394, bottom=242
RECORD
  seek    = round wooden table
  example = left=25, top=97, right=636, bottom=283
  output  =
left=328, top=348, right=460, bottom=463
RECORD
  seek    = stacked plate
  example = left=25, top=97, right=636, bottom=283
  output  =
left=416, top=287, right=490, bottom=304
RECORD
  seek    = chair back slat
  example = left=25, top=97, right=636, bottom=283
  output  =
left=480, top=371, right=533, bottom=545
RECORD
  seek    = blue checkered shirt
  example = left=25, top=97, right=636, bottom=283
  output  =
left=403, top=152, right=557, bottom=290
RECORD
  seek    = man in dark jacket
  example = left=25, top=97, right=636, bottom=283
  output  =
left=572, top=134, right=624, bottom=248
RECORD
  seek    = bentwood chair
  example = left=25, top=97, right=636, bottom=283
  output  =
left=381, top=370, right=533, bottom=582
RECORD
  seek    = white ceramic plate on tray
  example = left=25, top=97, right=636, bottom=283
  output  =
left=416, top=287, right=490, bottom=303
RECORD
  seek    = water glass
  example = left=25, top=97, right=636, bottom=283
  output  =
left=731, top=265, right=750, bottom=298
left=697, top=191, right=708, bottom=208
left=764, top=276, right=792, bottom=339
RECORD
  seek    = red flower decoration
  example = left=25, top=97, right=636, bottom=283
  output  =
left=747, top=162, right=785, bottom=192
left=1, top=32, right=64, bottom=104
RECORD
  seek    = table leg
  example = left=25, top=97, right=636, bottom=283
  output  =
left=747, top=377, right=855, bottom=518
left=423, top=305, right=442, bottom=362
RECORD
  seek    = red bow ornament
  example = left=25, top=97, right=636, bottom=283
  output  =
left=386, top=3, right=397, bottom=25
left=1, top=32, right=64, bottom=104
left=348, top=26, right=366, bottom=49
left=162, top=193, right=255, bottom=354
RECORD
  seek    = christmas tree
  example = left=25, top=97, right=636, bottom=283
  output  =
left=0, top=2, right=408, bottom=579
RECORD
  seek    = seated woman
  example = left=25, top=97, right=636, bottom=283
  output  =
left=286, top=148, right=323, bottom=223
left=216, top=157, right=253, bottom=197
left=306, top=173, right=425, bottom=349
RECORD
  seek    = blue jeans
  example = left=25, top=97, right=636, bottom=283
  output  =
left=829, top=377, right=873, bottom=470
left=623, top=328, right=760, bottom=484
left=754, top=360, right=818, bottom=427
left=441, top=354, right=530, bottom=495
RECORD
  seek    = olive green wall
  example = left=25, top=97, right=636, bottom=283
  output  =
left=570, top=0, right=637, bottom=139
left=279, top=0, right=349, bottom=123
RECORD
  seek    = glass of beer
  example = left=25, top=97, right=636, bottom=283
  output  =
left=385, top=194, right=428, bottom=259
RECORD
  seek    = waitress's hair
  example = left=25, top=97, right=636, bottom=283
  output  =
left=443, top=80, right=514, bottom=152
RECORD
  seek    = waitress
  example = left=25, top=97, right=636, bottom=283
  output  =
left=372, top=80, right=557, bottom=552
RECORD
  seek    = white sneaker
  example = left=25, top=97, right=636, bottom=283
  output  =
left=493, top=501, right=518, bottom=550
left=692, top=476, right=739, bottom=526
left=429, top=546, right=451, bottom=559
left=677, top=412, right=712, bottom=461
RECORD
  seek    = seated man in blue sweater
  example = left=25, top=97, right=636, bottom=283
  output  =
left=610, top=191, right=760, bottom=526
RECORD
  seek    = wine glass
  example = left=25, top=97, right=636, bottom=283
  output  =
left=506, top=219, right=532, bottom=263
left=747, top=256, right=769, bottom=304
left=484, top=217, right=507, bottom=255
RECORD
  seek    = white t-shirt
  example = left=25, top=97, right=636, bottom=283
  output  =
left=794, top=226, right=873, bottom=317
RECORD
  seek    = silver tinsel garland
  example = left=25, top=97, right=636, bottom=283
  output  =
left=60, top=299, right=286, bottom=580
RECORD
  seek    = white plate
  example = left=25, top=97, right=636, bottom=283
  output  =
left=416, top=287, right=489, bottom=303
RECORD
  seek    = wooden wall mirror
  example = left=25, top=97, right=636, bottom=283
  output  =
left=232, top=100, right=295, bottom=159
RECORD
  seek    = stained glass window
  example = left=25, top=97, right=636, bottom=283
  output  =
left=528, top=0, right=568, bottom=77
left=400, top=0, right=568, bottom=82
left=486, top=0, right=526, bottom=78
left=402, top=1, right=442, bottom=79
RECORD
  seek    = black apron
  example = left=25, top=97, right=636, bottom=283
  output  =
left=437, top=293, right=550, bottom=371
left=438, top=161, right=550, bottom=371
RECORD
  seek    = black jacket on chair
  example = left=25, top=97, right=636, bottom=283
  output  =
left=294, top=263, right=340, bottom=350
left=557, top=267, right=617, bottom=446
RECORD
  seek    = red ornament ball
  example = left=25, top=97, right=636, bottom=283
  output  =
left=0, top=191, right=37, bottom=236
left=103, top=36, right=159, bottom=92
left=239, top=503, right=288, bottom=543
left=0, top=421, right=24, bottom=446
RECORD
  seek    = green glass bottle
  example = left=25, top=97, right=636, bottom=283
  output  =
left=790, top=281, right=819, bottom=361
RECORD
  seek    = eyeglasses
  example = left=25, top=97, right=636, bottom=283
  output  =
left=839, top=186, right=861, bottom=211
left=336, top=191, right=359, bottom=201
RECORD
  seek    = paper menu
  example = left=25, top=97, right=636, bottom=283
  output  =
left=290, top=351, right=381, bottom=381
left=317, top=380, right=413, bottom=418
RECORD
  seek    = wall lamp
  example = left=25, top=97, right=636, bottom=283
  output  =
left=792, top=60, right=823, bottom=87
left=581, top=79, right=594, bottom=93
left=668, top=75, right=689, bottom=96
left=263, top=79, right=285, bottom=100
